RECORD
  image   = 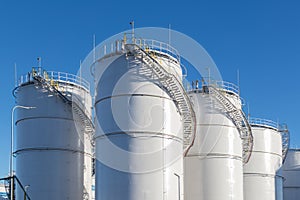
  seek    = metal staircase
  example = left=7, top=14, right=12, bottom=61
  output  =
left=125, top=44, right=196, bottom=156
left=32, top=73, right=95, bottom=146
left=208, top=85, right=253, bottom=163
left=279, top=124, right=290, bottom=163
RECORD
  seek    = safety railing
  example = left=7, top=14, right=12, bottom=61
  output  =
left=0, top=176, right=31, bottom=200
left=93, top=36, right=180, bottom=63
left=185, top=78, right=252, bottom=163
left=181, top=63, right=188, bottom=78
left=208, top=84, right=253, bottom=163
left=249, top=118, right=290, bottom=162
left=208, top=80, right=239, bottom=96
left=183, top=79, right=193, bottom=91
left=92, top=36, right=185, bottom=82
left=31, top=72, right=95, bottom=146
left=125, top=43, right=196, bottom=156
left=132, top=38, right=180, bottom=62
left=18, top=68, right=90, bottom=92
left=186, top=79, right=240, bottom=96
left=94, top=40, right=124, bottom=61
left=249, top=117, right=278, bottom=130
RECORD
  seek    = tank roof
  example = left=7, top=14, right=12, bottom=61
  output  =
left=17, top=67, right=90, bottom=92
left=186, top=80, right=240, bottom=97
left=249, top=117, right=278, bottom=130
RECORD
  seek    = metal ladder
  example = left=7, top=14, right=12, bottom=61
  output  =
left=125, top=44, right=196, bottom=155
left=32, top=75, right=95, bottom=146
left=279, top=124, right=290, bottom=163
left=208, top=85, right=253, bottom=163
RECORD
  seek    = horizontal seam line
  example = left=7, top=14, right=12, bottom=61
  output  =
left=244, top=173, right=281, bottom=178
left=185, top=154, right=242, bottom=160
left=14, top=147, right=93, bottom=156
left=95, top=131, right=182, bottom=141
left=196, top=124, right=237, bottom=128
left=95, top=93, right=173, bottom=105
left=248, top=150, right=282, bottom=157
left=16, top=116, right=74, bottom=124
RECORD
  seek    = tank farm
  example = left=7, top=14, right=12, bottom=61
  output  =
left=6, top=33, right=294, bottom=200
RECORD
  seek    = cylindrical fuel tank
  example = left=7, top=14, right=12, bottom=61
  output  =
left=184, top=81, right=244, bottom=200
left=93, top=39, right=184, bottom=200
left=14, top=68, right=93, bottom=200
left=244, top=118, right=283, bottom=200
left=282, top=149, right=300, bottom=200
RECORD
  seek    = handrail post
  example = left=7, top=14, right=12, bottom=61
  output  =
left=174, top=173, right=180, bottom=200
left=160, top=42, right=162, bottom=53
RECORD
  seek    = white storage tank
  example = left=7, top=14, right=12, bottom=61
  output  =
left=244, top=118, right=284, bottom=200
left=92, top=37, right=194, bottom=200
left=282, top=149, right=300, bottom=200
left=14, top=68, right=93, bottom=200
left=184, top=81, right=252, bottom=200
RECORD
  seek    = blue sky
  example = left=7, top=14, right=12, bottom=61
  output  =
left=0, top=0, right=299, bottom=177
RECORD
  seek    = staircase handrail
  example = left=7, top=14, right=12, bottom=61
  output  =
left=125, top=44, right=196, bottom=156
left=208, top=85, right=253, bottom=163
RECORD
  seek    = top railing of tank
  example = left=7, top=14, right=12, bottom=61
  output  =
left=133, top=37, right=180, bottom=62
left=249, top=117, right=278, bottom=130
left=94, top=34, right=181, bottom=63
left=213, top=80, right=239, bottom=95
left=17, top=67, right=90, bottom=92
left=184, top=79, right=240, bottom=96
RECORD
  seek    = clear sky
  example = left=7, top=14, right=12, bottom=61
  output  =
left=0, top=0, right=299, bottom=177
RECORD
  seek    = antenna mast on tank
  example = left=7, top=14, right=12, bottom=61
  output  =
left=237, top=69, right=240, bottom=97
left=168, top=24, right=172, bottom=66
left=37, top=57, right=42, bottom=68
left=206, top=67, right=211, bottom=85
left=168, top=24, right=171, bottom=47
left=93, top=34, right=96, bottom=64
left=37, top=57, right=42, bottom=75
left=79, top=60, right=82, bottom=87
left=130, top=21, right=135, bottom=41
left=247, top=103, right=250, bottom=120
left=14, top=63, right=17, bottom=87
